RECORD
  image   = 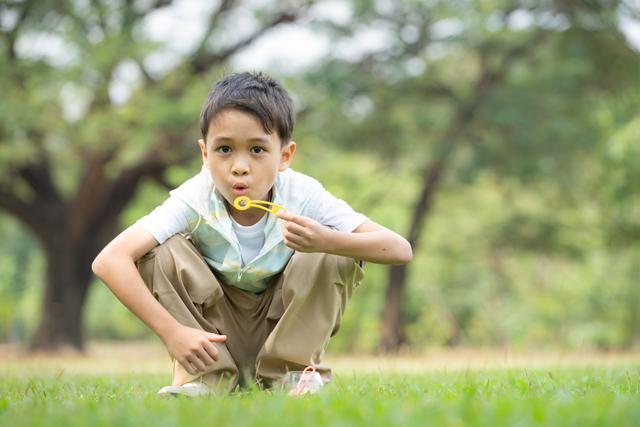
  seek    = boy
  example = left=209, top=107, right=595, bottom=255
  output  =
left=92, top=71, right=412, bottom=397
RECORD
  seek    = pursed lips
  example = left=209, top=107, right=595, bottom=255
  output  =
left=232, top=182, right=249, bottom=196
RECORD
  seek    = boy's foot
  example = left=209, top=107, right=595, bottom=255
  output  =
left=157, top=380, right=212, bottom=398
left=284, top=368, right=324, bottom=396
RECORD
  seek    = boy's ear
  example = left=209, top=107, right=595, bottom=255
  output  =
left=279, top=141, right=296, bottom=171
left=198, top=139, right=208, bottom=165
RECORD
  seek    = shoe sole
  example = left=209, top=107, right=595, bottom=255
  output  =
left=157, top=385, right=211, bottom=398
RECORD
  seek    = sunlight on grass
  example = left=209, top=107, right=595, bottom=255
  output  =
left=2, top=342, right=640, bottom=426
left=2, top=367, right=640, bottom=427
left=3, top=341, right=640, bottom=376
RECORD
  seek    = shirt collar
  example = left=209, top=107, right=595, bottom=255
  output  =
left=201, top=166, right=286, bottom=247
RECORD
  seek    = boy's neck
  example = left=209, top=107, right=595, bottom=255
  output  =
left=229, top=209, right=267, bottom=226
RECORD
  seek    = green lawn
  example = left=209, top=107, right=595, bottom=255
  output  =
left=2, top=364, right=640, bottom=426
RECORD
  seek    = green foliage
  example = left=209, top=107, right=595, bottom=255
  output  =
left=85, top=282, right=153, bottom=340
left=1, top=0, right=639, bottom=352
left=285, top=0, right=640, bottom=351
left=0, top=214, right=44, bottom=343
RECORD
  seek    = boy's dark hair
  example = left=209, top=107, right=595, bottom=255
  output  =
left=200, top=71, right=295, bottom=145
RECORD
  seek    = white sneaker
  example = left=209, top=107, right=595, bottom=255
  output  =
left=284, top=369, right=324, bottom=396
left=157, top=380, right=212, bottom=398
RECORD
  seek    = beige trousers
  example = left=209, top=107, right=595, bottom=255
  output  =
left=136, top=235, right=364, bottom=391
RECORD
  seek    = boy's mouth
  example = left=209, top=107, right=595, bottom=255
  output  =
left=232, top=188, right=249, bottom=196
left=232, top=183, right=249, bottom=196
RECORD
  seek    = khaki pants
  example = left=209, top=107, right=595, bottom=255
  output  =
left=136, top=235, right=364, bottom=391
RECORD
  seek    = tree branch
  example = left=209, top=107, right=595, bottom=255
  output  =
left=16, top=157, right=61, bottom=205
left=149, top=170, right=174, bottom=190
left=191, top=0, right=236, bottom=60
left=123, top=0, right=174, bottom=31
left=0, top=185, right=49, bottom=238
left=89, top=0, right=108, bottom=33
left=408, top=29, right=552, bottom=247
left=82, top=138, right=192, bottom=242
left=190, top=9, right=302, bottom=73
left=1, top=0, right=36, bottom=60
left=67, top=148, right=116, bottom=244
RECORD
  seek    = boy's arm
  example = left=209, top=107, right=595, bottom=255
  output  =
left=276, top=212, right=413, bottom=265
left=91, top=224, right=226, bottom=375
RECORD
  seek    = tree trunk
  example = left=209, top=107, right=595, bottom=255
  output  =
left=2, top=0, right=311, bottom=354
left=379, top=264, right=409, bottom=352
left=378, top=156, right=448, bottom=353
left=28, top=236, right=95, bottom=352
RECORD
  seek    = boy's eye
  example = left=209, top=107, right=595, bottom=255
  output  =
left=250, top=147, right=265, bottom=154
left=217, top=146, right=231, bottom=154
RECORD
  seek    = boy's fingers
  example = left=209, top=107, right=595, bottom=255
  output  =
left=187, top=355, right=206, bottom=372
left=197, top=347, right=215, bottom=365
left=180, top=359, right=197, bottom=375
left=276, top=211, right=294, bottom=221
left=204, top=340, right=220, bottom=361
left=285, top=221, right=307, bottom=235
left=284, top=230, right=305, bottom=246
left=208, top=334, right=227, bottom=342
left=277, top=211, right=306, bottom=225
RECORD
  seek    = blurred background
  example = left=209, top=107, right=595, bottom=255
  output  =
left=0, top=0, right=639, bottom=356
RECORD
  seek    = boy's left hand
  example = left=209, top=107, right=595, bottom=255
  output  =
left=276, top=211, right=332, bottom=253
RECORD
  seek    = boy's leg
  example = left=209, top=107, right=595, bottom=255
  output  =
left=136, top=234, right=241, bottom=391
left=202, top=278, right=278, bottom=387
left=255, top=251, right=365, bottom=386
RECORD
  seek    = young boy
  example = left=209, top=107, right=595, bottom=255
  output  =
left=92, top=71, right=412, bottom=397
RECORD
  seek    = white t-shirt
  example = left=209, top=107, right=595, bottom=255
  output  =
left=138, top=187, right=369, bottom=261
left=230, top=214, right=267, bottom=267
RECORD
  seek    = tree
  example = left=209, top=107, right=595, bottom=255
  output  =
left=301, top=0, right=640, bottom=351
left=0, top=0, right=314, bottom=351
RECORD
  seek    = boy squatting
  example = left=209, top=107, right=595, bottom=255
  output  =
left=92, top=71, right=413, bottom=397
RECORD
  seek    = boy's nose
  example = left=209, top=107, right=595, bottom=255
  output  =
left=231, top=163, right=249, bottom=176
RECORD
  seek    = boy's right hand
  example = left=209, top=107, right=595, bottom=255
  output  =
left=162, top=325, right=227, bottom=375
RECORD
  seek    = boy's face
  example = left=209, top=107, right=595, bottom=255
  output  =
left=198, top=108, right=296, bottom=223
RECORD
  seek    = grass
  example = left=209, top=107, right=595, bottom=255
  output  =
left=1, top=343, right=640, bottom=426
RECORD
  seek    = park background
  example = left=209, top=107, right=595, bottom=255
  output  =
left=0, top=0, right=639, bottom=359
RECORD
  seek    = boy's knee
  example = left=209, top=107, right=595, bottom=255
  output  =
left=285, top=251, right=363, bottom=288
left=335, top=255, right=359, bottom=284
left=326, top=253, right=364, bottom=287
left=138, top=234, right=222, bottom=306
left=285, top=251, right=333, bottom=278
left=136, top=234, right=199, bottom=281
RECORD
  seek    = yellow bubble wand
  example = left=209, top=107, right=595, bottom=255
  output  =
left=233, top=196, right=286, bottom=215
